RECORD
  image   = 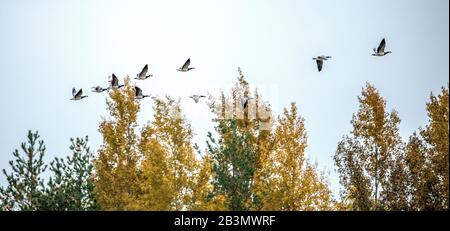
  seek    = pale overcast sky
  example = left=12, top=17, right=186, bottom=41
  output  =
left=0, top=0, right=448, bottom=196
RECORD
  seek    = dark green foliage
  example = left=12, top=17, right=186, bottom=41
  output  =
left=0, top=131, right=98, bottom=211
left=207, top=120, right=256, bottom=211
left=39, top=137, right=99, bottom=211
left=0, top=130, right=47, bottom=211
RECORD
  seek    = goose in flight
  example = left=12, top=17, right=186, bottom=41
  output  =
left=312, top=56, right=332, bottom=72
left=241, top=96, right=254, bottom=109
left=109, top=74, right=124, bottom=90
left=189, top=95, right=206, bottom=103
left=70, top=88, right=88, bottom=100
left=317, top=55, right=332, bottom=60
left=134, top=86, right=150, bottom=99
left=177, top=58, right=195, bottom=72
left=91, top=86, right=107, bottom=93
left=372, top=38, right=392, bottom=56
left=135, top=64, right=153, bottom=80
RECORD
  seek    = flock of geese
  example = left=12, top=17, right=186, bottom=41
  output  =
left=70, top=38, right=392, bottom=109
left=70, top=58, right=207, bottom=104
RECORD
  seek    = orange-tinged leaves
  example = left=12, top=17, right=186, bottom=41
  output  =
left=94, top=77, right=142, bottom=210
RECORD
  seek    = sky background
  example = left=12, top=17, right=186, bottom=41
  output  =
left=0, top=0, right=448, bottom=197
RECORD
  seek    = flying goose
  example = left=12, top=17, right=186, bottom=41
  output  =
left=241, top=96, right=254, bottom=109
left=109, top=74, right=124, bottom=90
left=318, top=55, right=332, bottom=60
left=189, top=95, right=206, bottom=103
left=177, top=58, right=195, bottom=72
left=312, top=56, right=332, bottom=72
left=135, top=64, right=153, bottom=80
left=372, top=38, right=392, bottom=56
left=134, top=86, right=150, bottom=99
left=91, top=86, right=107, bottom=93
left=70, top=88, right=88, bottom=100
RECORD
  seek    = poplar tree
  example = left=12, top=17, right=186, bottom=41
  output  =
left=93, top=77, right=143, bottom=210
left=406, top=84, right=449, bottom=210
left=265, top=103, right=333, bottom=210
left=334, top=83, right=406, bottom=210
left=188, top=153, right=227, bottom=211
left=136, top=97, right=200, bottom=210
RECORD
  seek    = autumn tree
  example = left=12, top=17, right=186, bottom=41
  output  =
left=93, top=77, right=143, bottom=210
left=406, top=84, right=449, bottom=210
left=40, top=136, right=98, bottom=211
left=334, top=83, right=407, bottom=210
left=93, top=74, right=215, bottom=211
left=264, top=103, right=333, bottom=210
left=135, top=97, right=202, bottom=210
left=207, top=68, right=333, bottom=211
left=188, top=153, right=227, bottom=211
left=134, top=119, right=173, bottom=210
left=0, top=131, right=47, bottom=211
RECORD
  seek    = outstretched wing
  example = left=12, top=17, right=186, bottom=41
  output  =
left=318, top=55, right=329, bottom=60
left=241, top=97, right=247, bottom=108
left=134, top=86, right=142, bottom=96
left=316, top=59, right=323, bottom=72
left=140, top=64, right=148, bottom=76
left=75, top=88, right=83, bottom=98
left=377, top=38, right=386, bottom=53
left=72, top=87, right=76, bottom=96
left=182, top=58, right=191, bottom=69
left=111, top=73, right=118, bottom=86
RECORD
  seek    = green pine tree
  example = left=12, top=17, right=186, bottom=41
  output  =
left=207, top=119, right=257, bottom=211
left=39, top=136, right=99, bottom=211
left=0, top=130, right=47, bottom=211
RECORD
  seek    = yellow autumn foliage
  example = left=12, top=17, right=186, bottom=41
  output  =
left=94, top=77, right=142, bottom=210
left=208, top=69, right=334, bottom=210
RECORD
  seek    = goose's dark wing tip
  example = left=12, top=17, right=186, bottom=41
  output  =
left=378, top=38, right=386, bottom=51
left=135, top=86, right=143, bottom=94
left=182, top=58, right=191, bottom=69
